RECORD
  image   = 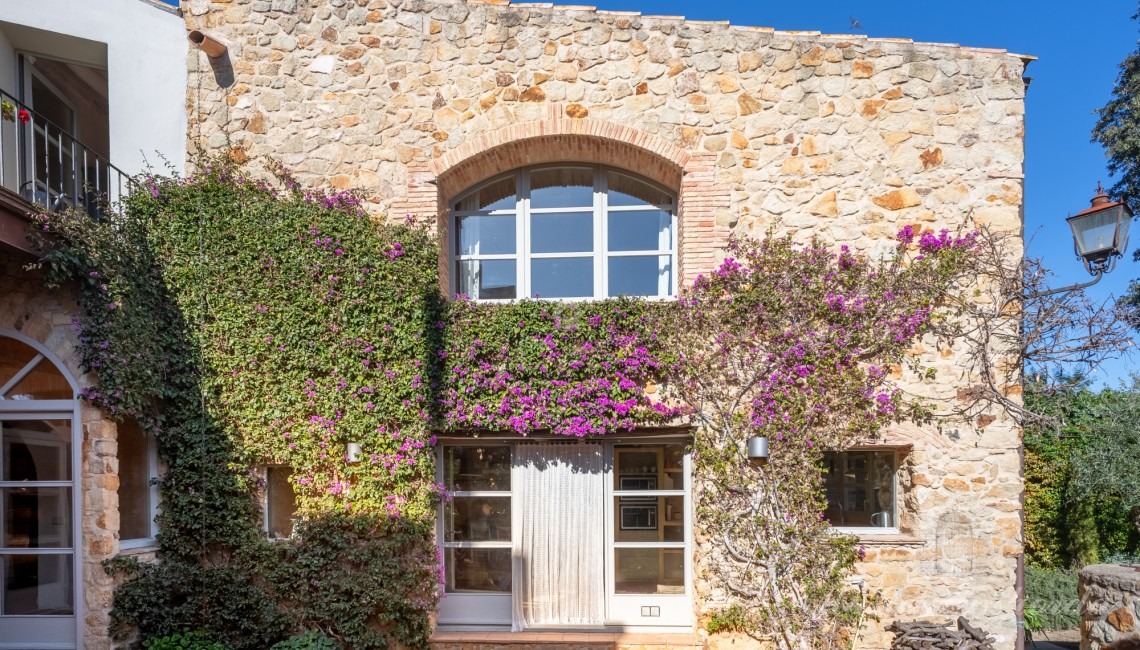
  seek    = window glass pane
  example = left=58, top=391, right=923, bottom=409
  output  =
left=608, top=256, right=671, bottom=298
left=531, top=212, right=593, bottom=254
left=614, top=548, right=684, bottom=594
left=615, top=497, right=684, bottom=543
left=457, top=259, right=517, bottom=300
left=608, top=172, right=671, bottom=207
left=118, top=420, right=152, bottom=541
left=530, top=167, right=594, bottom=209
left=455, top=215, right=516, bottom=256
left=4, top=359, right=72, bottom=400
left=614, top=444, right=685, bottom=490
left=3, top=554, right=73, bottom=615
left=0, top=338, right=39, bottom=389
left=608, top=210, right=672, bottom=252
left=823, top=451, right=897, bottom=528
left=266, top=467, right=297, bottom=539
left=531, top=258, right=593, bottom=298
left=3, top=487, right=72, bottom=548
left=456, top=176, right=517, bottom=212
left=3, top=420, right=71, bottom=481
left=444, top=547, right=512, bottom=593
left=443, top=496, right=511, bottom=542
left=442, top=446, right=511, bottom=492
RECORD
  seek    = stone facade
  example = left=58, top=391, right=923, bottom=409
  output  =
left=0, top=258, right=125, bottom=650
left=182, top=1, right=1027, bottom=648
left=1080, top=565, right=1140, bottom=650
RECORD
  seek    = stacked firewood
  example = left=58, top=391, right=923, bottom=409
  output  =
left=886, top=617, right=996, bottom=650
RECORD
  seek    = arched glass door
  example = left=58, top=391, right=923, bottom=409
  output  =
left=0, top=333, right=80, bottom=649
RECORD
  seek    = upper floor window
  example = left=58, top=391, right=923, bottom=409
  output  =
left=450, top=165, right=676, bottom=301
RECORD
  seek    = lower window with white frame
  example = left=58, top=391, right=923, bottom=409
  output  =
left=437, top=439, right=692, bottom=630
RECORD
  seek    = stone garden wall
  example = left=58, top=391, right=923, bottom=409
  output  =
left=1080, top=565, right=1140, bottom=650
left=181, top=1, right=1029, bottom=647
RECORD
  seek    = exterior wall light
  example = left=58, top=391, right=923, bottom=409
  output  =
left=346, top=442, right=363, bottom=464
left=1033, top=184, right=1133, bottom=298
left=1068, top=183, right=1132, bottom=277
left=747, top=436, right=769, bottom=466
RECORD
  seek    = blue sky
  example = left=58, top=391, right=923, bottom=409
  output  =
left=581, top=0, right=1139, bottom=386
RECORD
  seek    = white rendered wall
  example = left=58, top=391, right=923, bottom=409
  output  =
left=0, top=0, right=187, bottom=176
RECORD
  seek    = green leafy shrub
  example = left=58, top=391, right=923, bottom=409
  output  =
left=144, top=630, right=228, bottom=650
left=705, top=605, right=750, bottom=635
left=270, top=631, right=339, bottom=650
left=1024, top=566, right=1079, bottom=630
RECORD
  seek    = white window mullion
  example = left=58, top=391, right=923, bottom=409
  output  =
left=519, top=170, right=530, bottom=300
left=595, top=166, right=606, bottom=299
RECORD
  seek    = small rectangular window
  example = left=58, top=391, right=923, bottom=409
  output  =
left=823, top=450, right=897, bottom=530
left=265, top=466, right=298, bottom=539
left=118, top=419, right=157, bottom=546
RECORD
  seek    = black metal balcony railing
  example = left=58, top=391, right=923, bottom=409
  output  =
left=0, top=88, right=132, bottom=220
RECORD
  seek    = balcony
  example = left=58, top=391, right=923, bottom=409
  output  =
left=0, top=88, right=131, bottom=255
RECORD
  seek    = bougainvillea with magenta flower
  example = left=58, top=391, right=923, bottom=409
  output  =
left=441, top=298, right=683, bottom=436
left=665, top=232, right=978, bottom=649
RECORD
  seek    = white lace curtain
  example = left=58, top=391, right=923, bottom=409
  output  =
left=512, top=442, right=604, bottom=630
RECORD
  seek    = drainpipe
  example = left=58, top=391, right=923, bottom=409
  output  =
left=188, top=30, right=228, bottom=58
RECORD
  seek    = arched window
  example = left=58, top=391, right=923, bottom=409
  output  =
left=450, top=165, right=676, bottom=300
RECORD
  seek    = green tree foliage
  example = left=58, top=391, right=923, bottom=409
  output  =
left=1023, top=378, right=1140, bottom=569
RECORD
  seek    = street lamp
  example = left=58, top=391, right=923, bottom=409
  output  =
left=1033, top=184, right=1133, bottom=297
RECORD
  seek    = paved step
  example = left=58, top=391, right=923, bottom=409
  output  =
left=431, top=631, right=705, bottom=649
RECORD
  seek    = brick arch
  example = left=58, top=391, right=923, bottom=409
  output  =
left=393, top=113, right=730, bottom=292
left=430, top=117, right=691, bottom=200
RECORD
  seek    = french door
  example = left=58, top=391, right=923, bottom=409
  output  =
left=436, top=439, right=692, bottom=630
left=0, top=414, right=80, bottom=649
left=0, top=333, right=81, bottom=649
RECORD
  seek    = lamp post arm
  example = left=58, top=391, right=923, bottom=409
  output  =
left=1026, top=267, right=1105, bottom=299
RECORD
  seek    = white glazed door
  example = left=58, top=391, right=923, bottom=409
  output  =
left=0, top=415, right=79, bottom=650
left=605, top=442, right=692, bottom=627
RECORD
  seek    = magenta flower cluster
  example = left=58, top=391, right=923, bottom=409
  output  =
left=441, top=300, right=684, bottom=437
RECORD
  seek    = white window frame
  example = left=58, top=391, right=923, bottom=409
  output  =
left=824, top=448, right=900, bottom=536
left=118, top=427, right=159, bottom=551
left=435, top=437, right=693, bottom=631
left=449, top=165, right=678, bottom=302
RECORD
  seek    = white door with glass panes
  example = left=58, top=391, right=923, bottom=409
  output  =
left=0, top=334, right=81, bottom=650
left=437, top=440, right=692, bottom=630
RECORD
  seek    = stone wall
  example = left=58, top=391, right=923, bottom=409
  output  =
left=182, top=0, right=1027, bottom=648
left=1080, top=565, right=1140, bottom=650
left=0, top=255, right=125, bottom=650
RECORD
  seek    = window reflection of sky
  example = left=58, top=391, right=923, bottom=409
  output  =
left=532, top=258, right=593, bottom=297
left=609, top=211, right=670, bottom=251
left=531, top=168, right=593, bottom=209
left=456, top=215, right=515, bottom=255
left=532, top=213, right=593, bottom=253
left=610, top=256, right=669, bottom=297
